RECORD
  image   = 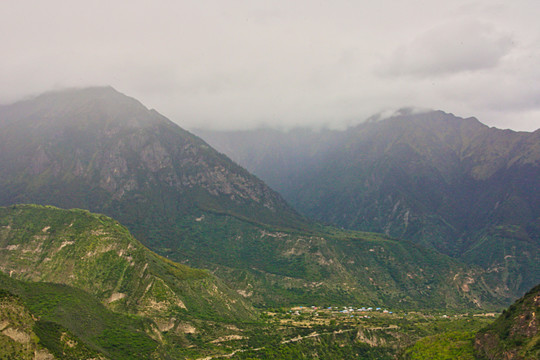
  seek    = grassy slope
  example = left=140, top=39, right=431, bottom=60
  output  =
left=403, top=283, right=540, bottom=360
left=403, top=330, right=477, bottom=360
left=0, top=204, right=264, bottom=359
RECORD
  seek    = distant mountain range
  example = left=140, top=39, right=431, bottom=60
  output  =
left=196, top=110, right=540, bottom=297
left=0, top=87, right=507, bottom=310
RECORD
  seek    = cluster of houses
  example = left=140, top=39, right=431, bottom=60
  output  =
left=332, top=306, right=393, bottom=315
left=290, top=305, right=394, bottom=317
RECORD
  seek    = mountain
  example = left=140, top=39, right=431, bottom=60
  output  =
left=0, top=89, right=508, bottom=309
left=195, top=110, right=540, bottom=298
left=0, top=288, right=65, bottom=360
left=0, top=86, right=306, bottom=242
left=475, top=283, right=540, bottom=359
left=0, top=204, right=256, bottom=358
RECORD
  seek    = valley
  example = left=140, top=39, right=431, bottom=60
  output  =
left=0, top=88, right=538, bottom=359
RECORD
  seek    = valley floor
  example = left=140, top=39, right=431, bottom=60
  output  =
left=182, top=306, right=497, bottom=360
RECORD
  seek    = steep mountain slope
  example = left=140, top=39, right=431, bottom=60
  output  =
left=475, top=283, right=540, bottom=360
left=402, top=283, right=540, bottom=360
left=0, top=204, right=270, bottom=358
left=196, top=110, right=540, bottom=298
left=160, top=214, right=505, bottom=310
left=0, top=277, right=157, bottom=360
left=0, top=89, right=508, bottom=310
left=0, top=288, right=60, bottom=360
left=0, top=206, right=504, bottom=360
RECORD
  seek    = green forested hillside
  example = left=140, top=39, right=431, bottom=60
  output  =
left=0, top=287, right=82, bottom=360
left=0, top=204, right=262, bottom=359
left=0, top=204, right=255, bottom=323
left=153, top=210, right=506, bottom=310
left=0, top=277, right=157, bottom=359
left=403, top=282, right=540, bottom=360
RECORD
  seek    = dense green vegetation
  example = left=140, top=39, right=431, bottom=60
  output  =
left=0, top=277, right=503, bottom=360
left=401, top=283, right=540, bottom=360
left=0, top=288, right=46, bottom=359
left=0, top=205, right=535, bottom=359
left=189, top=305, right=496, bottom=360
left=0, top=204, right=266, bottom=359
left=150, top=210, right=504, bottom=310
left=0, top=204, right=255, bottom=322
left=475, top=283, right=540, bottom=360
left=0, top=273, right=159, bottom=359
left=403, top=331, right=477, bottom=359
left=0, top=284, right=112, bottom=359
left=231, top=335, right=395, bottom=360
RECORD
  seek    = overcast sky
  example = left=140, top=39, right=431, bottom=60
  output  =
left=1, top=0, right=539, bottom=131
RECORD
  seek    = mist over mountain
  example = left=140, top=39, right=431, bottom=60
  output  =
left=0, top=87, right=506, bottom=310
left=196, top=110, right=540, bottom=297
left=0, top=87, right=306, bottom=235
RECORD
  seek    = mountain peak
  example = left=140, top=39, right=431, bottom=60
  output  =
left=364, top=107, right=434, bottom=123
left=0, top=86, right=164, bottom=131
left=0, top=87, right=304, bottom=232
left=36, top=85, right=126, bottom=100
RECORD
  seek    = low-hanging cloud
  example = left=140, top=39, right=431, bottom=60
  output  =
left=379, top=19, right=514, bottom=77
left=0, top=1, right=538, bottom=132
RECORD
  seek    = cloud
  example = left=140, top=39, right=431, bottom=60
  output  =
left=379, top=19, right=514, bottom=77
left=0, top=1, right=538, bottom=132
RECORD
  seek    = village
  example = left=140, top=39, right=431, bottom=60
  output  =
left=265, top=304, right=495, bottom=328
left=289, top=305, right=394, bottom=318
